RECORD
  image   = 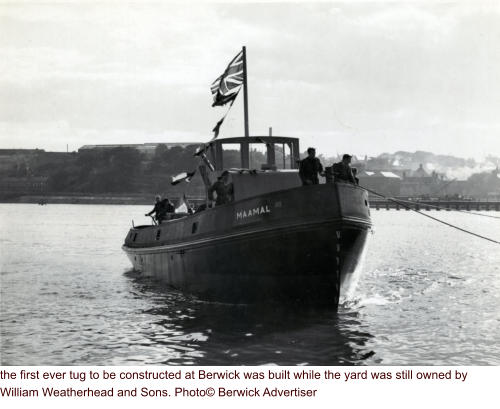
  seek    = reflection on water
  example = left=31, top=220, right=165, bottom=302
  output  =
left=119, top=271, right=375, bottom=366
left=1, top=204, right=500, bottom=365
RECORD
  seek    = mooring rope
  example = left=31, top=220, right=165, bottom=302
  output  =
left=362, top=186, right=500, bottom=245
left=379, top=196, right=500, bottom=220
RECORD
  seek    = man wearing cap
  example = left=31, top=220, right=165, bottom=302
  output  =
left=208, top=170, right=234, bottom=206
left=299, top=147, right=324, bottom=185
left=333, top=154, right=357, bottom=184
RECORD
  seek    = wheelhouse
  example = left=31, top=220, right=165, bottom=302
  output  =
left=207, top=136, right=300, bottom=171
left=204, top=136, right=302, bottom=201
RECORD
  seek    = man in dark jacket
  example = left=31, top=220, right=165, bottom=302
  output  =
left=333, top=154, right=357, bottom=184
left=208, top=170, right=234, bottom=206
left=299, top=147, right=324, bottom=185
left=145, top=196, right=173, bottom=224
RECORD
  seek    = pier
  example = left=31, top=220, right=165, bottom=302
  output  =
left=369, top=199, right=500, bottom=211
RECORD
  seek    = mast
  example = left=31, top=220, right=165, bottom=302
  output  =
left=242, top=46, right=249, bottom=137
left=241, top=46, right=250, bottom=167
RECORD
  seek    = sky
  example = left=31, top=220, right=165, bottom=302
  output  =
left=1, top=0, right=500, bottom=159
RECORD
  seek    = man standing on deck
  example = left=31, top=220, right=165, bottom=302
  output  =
left=208, top=170, right=234, bottom=206
left=333, top=154, right=357, bottom=184
left=145, top=195, right=172, bottom=224
left=299, top=147, right=324, bottom=185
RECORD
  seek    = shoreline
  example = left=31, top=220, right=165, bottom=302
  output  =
left=0, top=194, right=206, bottom=205
left=0, top=195, right=157, bottom=205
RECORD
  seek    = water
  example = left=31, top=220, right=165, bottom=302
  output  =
left=1, top=204, right=499, bottom=365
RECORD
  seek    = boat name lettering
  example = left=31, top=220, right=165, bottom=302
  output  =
left=236, top=205, right=271, bottom=220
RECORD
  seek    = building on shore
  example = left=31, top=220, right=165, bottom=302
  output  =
left=357, top=170, right=402, bottom=197
left=399, top=164, right=443, bottom=197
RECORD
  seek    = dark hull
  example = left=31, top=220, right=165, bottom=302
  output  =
left=123, top=183, right=371, bottom=307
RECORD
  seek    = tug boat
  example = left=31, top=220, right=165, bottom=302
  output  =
left=122, top=136, right=371, bottom=307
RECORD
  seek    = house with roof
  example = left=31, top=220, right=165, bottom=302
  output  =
left=399, top=163, right=443, bottom=197
left=357, top=170, right=401, bottom=197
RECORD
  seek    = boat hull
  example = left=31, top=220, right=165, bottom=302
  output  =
left=123, top=183, right=371, bottom=307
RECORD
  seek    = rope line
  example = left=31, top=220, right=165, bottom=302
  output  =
left=362, top=187, right=500, bottom=245
left=374, top=196, right=500, bottom=220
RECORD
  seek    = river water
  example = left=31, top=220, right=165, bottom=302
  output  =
left=1, top=203, right=499, bottom=365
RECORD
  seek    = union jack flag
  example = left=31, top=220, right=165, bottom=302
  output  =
left=211, top=50, right=244, bottom=107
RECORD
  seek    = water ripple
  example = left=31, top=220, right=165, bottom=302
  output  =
left=1, top=205, right=499, bottom=365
